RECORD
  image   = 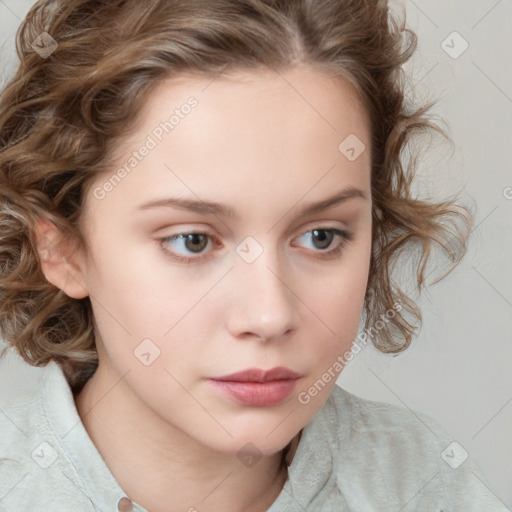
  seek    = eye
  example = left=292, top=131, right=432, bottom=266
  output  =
left=160, top=232, right=215, bottom=262
left=158, top=227, right=354, bottom=264
left=294, top=227, right=354, bottom=258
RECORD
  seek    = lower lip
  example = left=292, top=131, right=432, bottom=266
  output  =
left=209, top=379, right=299, bottom=406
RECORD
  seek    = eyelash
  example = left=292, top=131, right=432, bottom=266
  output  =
left=158, top=227, right=354, bottom=264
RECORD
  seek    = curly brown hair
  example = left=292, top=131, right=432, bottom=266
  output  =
left=0, top=0, right=472, bottom=394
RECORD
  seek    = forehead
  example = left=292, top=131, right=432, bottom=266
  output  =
left=136, top=64, right=369, bottom=138
left=85, top=64, right=371, bottom=226
left=114, top=64, right=370, bottom=172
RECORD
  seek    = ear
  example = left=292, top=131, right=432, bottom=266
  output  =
left=34, top=218, right=89, bottom=299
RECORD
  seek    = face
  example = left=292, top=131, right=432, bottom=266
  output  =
left=76, top=64, right=373, bottom=456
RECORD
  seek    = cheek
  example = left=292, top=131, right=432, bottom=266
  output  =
left=307, top=291, right=363, bottom=374
left=301, top=245, right=371, bottom=372
left=313, top=249, right=370, bottom=332
left=83, top=243, right=223, bottom=373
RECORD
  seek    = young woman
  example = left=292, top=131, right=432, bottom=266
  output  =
left=0, top=1, right=507, bottom=510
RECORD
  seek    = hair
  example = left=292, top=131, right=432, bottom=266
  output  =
left=0, top=0, right=473, bottom=396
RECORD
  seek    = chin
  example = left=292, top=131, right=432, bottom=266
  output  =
left=193, top=422, right=300, bottom=458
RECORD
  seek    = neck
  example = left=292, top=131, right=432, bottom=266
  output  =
left=73, top=363, right=297, bottom=512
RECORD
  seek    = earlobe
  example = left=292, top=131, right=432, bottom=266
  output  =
left=34, top=219, right=89, bottom=299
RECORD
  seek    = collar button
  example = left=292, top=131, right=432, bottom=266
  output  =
left=118, top=497, right=133, bottom=511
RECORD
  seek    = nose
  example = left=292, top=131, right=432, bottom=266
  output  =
left=224, top=246, right=299, bottom=342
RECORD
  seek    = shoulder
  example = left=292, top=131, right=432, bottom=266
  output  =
left=0, top=382, right=43, bottom=482
left=321, top=384, right=452, bottom=477
left=315, top=384, right=509, bottom=511
left=0, top=362, right=95, bottom=511
left=326, top=383, right=450, bottom=448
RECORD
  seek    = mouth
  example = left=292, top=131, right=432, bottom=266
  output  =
left=208, top=367, right=302, bottom=406
left=210, top=367, right=302, bottom=383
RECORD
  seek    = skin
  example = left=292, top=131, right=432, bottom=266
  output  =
left=37, top=63, right=374, bottom=512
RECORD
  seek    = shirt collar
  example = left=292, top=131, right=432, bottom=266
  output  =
left=41, top=360, right=142, bottom=511
left=267, top=389, right=344, bottom=510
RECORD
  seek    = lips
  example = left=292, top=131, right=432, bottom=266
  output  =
left=210, top=367, right=302, bottom=383
left=208, top=367, right=302, bottom=406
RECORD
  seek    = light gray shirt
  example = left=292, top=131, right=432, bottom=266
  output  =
left=0, top=360, right=508, bottom=511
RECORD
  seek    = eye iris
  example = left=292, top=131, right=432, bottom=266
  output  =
left=185, top=233, right=208, bottom=253
left=312, top=229, right=333, bottom=249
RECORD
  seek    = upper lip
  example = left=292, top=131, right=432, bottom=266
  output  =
left=210, top=367, right=302, bottom=383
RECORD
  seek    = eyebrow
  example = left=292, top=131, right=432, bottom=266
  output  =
left=136, top=186, right=368, bottom=218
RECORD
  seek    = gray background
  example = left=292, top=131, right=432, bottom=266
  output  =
left=0, top=0, right=511, bottom=506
